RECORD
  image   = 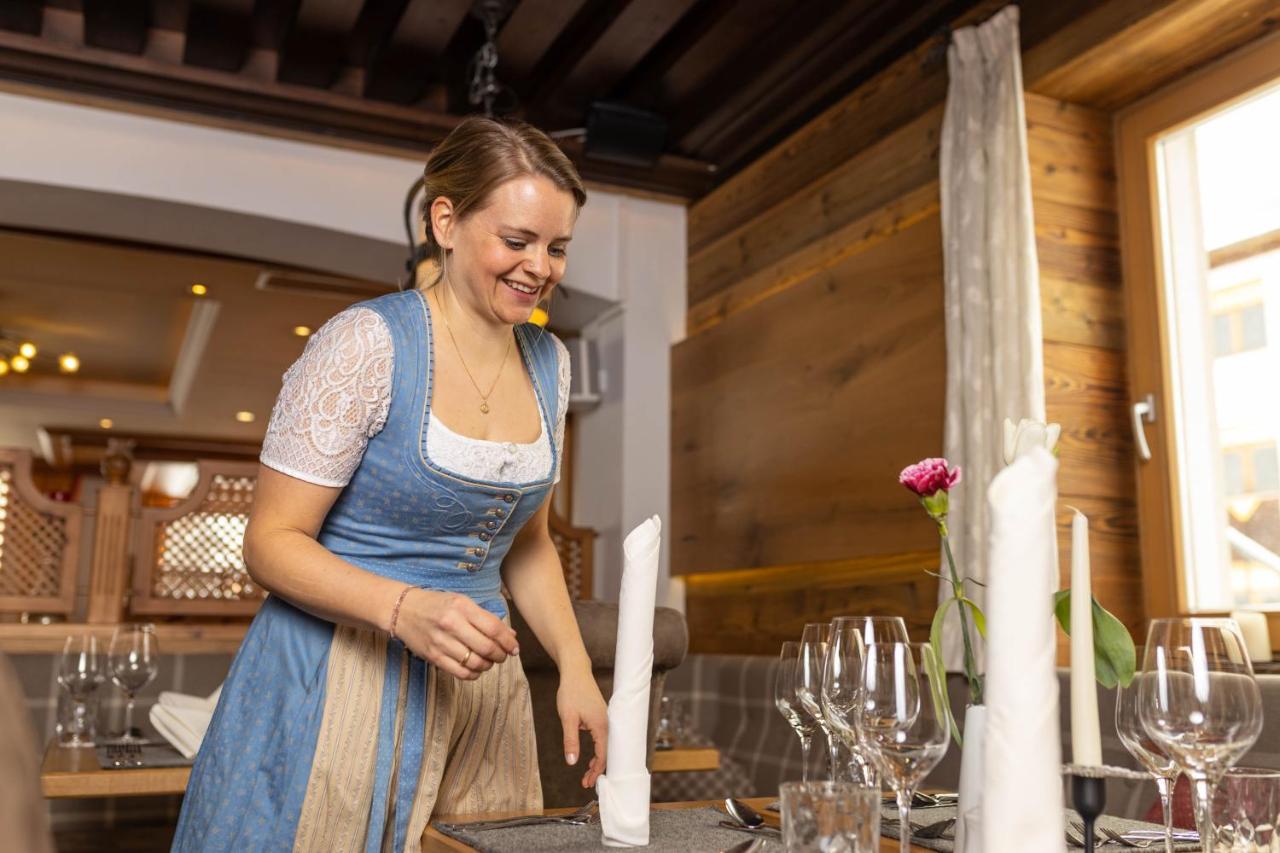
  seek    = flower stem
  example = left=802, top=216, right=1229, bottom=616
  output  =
left=941, top=533, right=982, bottom=705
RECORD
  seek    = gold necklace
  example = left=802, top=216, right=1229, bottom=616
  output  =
left=435, top=288, right=513, bottom=415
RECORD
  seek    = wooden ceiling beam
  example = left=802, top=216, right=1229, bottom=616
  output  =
left=82, top=0, right=149, bottom=55
left=364, top=0, right=471, bottom=104
left=706, top=0, right=974, bottom=171
left=0, top=0, right=44, bottom=36
left=614, top=0, right=740, bottom=109
left=184, top=1, right=254, bottom=73
left=527, top=0, right=699, bottom=127
left=521, top=0, right=637, bottom=124
left=495, top=0, right=589, bottom=81
left=276, top=0, right=364, bottom=88
left=250, top=0, right=301, bottom=51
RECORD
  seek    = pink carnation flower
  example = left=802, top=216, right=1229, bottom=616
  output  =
left=898, top=458, right=962, bottom=498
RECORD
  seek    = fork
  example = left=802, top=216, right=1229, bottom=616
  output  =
left=1071, top=820, right=1156, bottom=848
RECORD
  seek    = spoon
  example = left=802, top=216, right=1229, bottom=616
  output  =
left=725, top=798, right=767, bottom=829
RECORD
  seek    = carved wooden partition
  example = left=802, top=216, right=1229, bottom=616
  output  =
left=549, top=507, right=596, bottom=600
left=0, top=449, right=83, bottom=616
left=130, top=461, right=265, bottom=617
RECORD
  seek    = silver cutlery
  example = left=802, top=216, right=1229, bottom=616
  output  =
left=441, top=799, right=597, bottom=832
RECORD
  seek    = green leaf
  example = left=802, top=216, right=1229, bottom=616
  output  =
left=1054, top=589, right=1138, bottom=689
left=959, top=597, right=987, bottom=639
left=920, top=643, right=961, bottom=746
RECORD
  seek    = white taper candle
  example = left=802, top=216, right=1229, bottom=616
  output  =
left=1070, top=509, right=1102, bottom=765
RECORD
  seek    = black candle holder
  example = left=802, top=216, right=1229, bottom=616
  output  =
left=1070, top=774, right=1107, bottom=852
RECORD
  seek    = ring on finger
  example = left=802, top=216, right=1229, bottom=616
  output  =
left=459, top=649, right=473, bottom=667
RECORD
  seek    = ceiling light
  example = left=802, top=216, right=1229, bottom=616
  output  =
left=191, top=284, right=208, bottom=296
left=10, top=355, right=29, bottom=373
left=293, top=325, right=312, bottom=337
left=18, top=342, right=36, bottom=359
left=59, top=353, right=80, bottom=373
left=99, top=418, right=113, bottom=429
left=235, top=410, right=255, bottom=423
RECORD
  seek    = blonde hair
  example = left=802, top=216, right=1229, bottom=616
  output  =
left=418, top=116, right=587, bottom=289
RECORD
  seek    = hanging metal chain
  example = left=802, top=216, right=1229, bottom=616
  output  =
left=467, top=0, right=510, bottom=116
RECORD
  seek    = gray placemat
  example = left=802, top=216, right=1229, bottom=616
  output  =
left=877, top=803, right=1199, bottom=851
left=94, top=742, right=193, bottom=770
left=434, top=806, right=771, bottom=852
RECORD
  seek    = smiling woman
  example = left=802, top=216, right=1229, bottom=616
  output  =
left=172, top=117, right=609, bottom=853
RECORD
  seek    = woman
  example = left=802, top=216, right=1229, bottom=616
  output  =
left=173, top=117, right=609, bottom=852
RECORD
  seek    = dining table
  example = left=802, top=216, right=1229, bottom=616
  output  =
left=421, top=795, right=923, bottom=851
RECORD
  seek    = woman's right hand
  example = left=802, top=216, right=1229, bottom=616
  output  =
left=394, top=589, right=520, bottom=680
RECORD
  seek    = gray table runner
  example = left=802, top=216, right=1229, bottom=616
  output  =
left=434, top=807, right=766, bottom=852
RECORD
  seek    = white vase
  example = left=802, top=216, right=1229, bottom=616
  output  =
left=953, top=704, right=985, bottom=853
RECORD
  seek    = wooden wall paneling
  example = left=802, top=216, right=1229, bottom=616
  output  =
left=687, top=181, right=940, bottom=336
left=672, top=215, right=945, bottom=575
left=683, top=551, right=939, bottom=655
left=687, top=105, right=942, bottom=307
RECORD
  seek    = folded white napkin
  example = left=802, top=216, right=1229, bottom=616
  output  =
left=150, top=685, right=222, bottom=759
left=149, top=704, right=212, bottom=759
left=596, top=515, right=662, bottom=847
left=981, top=447, right=1065, bottom=852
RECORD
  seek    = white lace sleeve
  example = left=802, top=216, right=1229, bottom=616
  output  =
left=552, top=334, right=571, bottom=485
left=259, top=307, right=393, bottom=487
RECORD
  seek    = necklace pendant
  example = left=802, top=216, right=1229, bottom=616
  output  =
left=480, top=402, right=490, bottom=414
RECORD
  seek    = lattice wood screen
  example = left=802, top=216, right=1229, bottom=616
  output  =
left=549, top=508, right=595, bottom=600
left=0, top=449, right=82, bottom=615
left=131, top=461, right=265, bottom=616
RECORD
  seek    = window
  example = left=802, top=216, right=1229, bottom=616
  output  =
left=1223, top=444, right=1280, bottom=496
left=1212, top=302, right=1267, bottom=356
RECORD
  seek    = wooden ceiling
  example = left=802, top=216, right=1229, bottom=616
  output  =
left=0, top=0, right=985, bottom=199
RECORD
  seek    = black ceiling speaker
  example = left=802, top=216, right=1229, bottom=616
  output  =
left=583, top=101, right=667, bottom=168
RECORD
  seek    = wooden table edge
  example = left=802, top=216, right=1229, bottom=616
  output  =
left=41, top=740, right=191, bottom=798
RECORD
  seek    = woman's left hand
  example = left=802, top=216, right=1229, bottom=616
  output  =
left=556, top=668, right=608, bottom=788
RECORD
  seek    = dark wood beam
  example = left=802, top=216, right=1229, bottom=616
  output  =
left=276, top=0, right=363, bottom=88
left=0, top=30, right=713, bottom=199
left=346, top=0, right=409, bottom=68
left=521, top=0, right=637, bottom=123
left=0, top=0, right=43, bottom=36
left=364, top=0, right=471, bottom=104
left=82, top=0, right=149, bottom=55
left=495, top=0, right=589, bottom=81
left=184, top=1, right=254, bottom=73
left=527, top=0, right=698, bottom=127
left=251, top=0, right=301, bottom=51
left=613, top=0, right=741, bottom=110
left=707, top=0, right=978, bottom=172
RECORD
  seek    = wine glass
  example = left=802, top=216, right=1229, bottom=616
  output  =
left=1116, top=678, right=1179, bottom=853
left=109, top=624, right=159, bottom=743
left=858, top=641, right=950, bottom=853
left=58, top=634, right=104, bottom=747
left=797, top=623, right=838, bottom=779
left=776, top=641, right=818, bottom=780
left=823, top=616, right=909, bottom=784
left=1138, top=618, right=1263, bottom=850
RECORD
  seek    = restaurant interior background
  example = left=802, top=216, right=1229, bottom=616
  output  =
left=1, top=0, right=1279, bottom=848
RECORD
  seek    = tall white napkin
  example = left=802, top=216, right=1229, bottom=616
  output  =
left=981, top=447, right=1065, bottom=852
left=150, top=685, right=222, bottom=759
left=596, top=515, right=662, bottom=847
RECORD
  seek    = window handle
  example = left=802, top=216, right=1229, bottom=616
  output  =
left=1132, top=394, right=1156, bottom=462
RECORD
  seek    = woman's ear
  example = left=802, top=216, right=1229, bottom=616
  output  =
left=429, top=196, right=455, bottom=250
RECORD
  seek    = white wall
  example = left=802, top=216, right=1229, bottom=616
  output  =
left=0, top=88, right=686, bottom=602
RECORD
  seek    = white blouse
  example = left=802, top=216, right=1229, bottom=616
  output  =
left=260, top=307, right=570, bottom=488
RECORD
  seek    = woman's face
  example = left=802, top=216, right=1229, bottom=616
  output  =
left=431, top=174, right=578, bottom=327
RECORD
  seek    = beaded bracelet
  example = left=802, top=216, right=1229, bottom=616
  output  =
left=388, top=585, right=414, bottom=643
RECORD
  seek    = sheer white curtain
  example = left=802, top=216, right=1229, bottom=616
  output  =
left=939, top=4, right=1045, bottom=671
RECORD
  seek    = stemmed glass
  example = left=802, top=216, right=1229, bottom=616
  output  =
left=797, top=623, right=838, bottom=779
left=108, top=624, right=159, bottom=743
left=776, top=641, right=819, bottom=780
left=1138, top=618, right=1263, bottom=850
left=58, top=634, right=104, bottom=747
left=821, top=615, right=910, bottom=785
left=858, top=641, right=950, bottom=853
left=1116, top=678, right=1179, bottom=853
